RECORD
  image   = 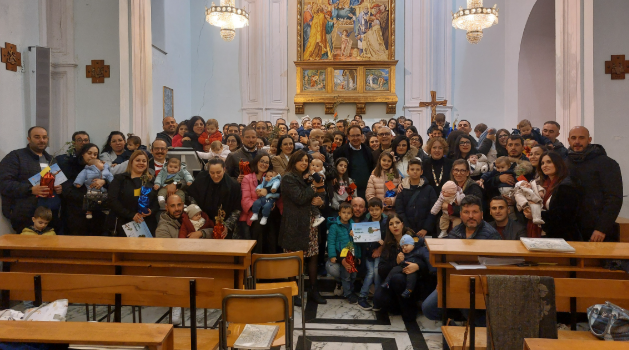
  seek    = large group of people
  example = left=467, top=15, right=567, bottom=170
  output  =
left=0, top=113, right=623, bottom=323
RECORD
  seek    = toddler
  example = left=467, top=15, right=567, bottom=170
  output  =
left=468, top=154, right=489, bottom=177
left=307, top=139, right=320, bottom=155
left=21, top=207, right=55, bottom=236
left=355, top=198, right=387, bottom=310
left=154, top=158, right=194, bottom=206
left=250, top=170, right=281, bottom=225
left=178, top=204, right=214, bottom=238
left=306, top=158, right=326, bottom=227
left=74, top=158, right=114, bottom=219
left=513, top=180, right=546, bottom=225
left=197, top=141, right=230, bottom=161
left=126, top=135, right=142, bottom=152
left=381, top=234, right=424, bottom=298
left=479, top=156, right=517, bottom=196
left=428, top=113, right=451, bottom=138
left=515, top=119, right=551, bottom=146
left=326, top=202, right=360, bottom=304
left=430, top=181, right=465, bottom=238
left=198, top=119, right=223, bottom=152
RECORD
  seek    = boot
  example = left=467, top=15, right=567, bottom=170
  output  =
left=530, top=203, right=545, bottom=225
left=308, top=286, right=327, bottom=304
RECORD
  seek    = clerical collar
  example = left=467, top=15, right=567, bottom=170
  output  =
left=349, top=143, right=361, bottom=151
left=242, top=145, right=257, bottom=153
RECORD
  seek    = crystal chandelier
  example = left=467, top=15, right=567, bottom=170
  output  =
left=206, top=0, right=249, bottom=42
left=452, top=0, right=499, bottom=44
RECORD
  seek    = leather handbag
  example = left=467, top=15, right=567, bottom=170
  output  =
left=587, top=301, right=629, bottom=341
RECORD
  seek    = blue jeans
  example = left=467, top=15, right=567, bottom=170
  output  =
left=359, top=257, right=380, bottom=298
left=421, top=289, right=486, bottom=326
left=326, top=260, right=356, bottom=297
left=251, top=197, right=276, bottom=218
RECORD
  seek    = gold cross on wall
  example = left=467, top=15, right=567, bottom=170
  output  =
left=419, top=91, right=448, bottom=122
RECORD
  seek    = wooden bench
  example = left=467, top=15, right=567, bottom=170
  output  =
left=524, top=338, right=629, bottom=350
left=441, top=275, right=629, bottom=350
left=0, top=272, right=219, bottom=350
left=617, top=217, right=629, bottom=242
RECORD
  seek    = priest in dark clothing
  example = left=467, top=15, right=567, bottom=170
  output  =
left=187, top=158, right=242, bottom=239
left=333, top=125, right=374, bottom=198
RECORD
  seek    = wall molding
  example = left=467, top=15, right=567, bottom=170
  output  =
left=130, top=0, right=153, bottom=143
left=583, top=0, right=594, bottom=136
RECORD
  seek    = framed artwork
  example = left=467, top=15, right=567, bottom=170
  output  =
left=163, top=86, right=174, bottom=119
left=365, top=68, right=389, bottom=92
left=334, top=69, right=358, bottom=92
left=302, top=69, right=327, bottom=92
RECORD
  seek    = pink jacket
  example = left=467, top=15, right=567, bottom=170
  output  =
left=240, top=173, right=283, bottom=225
left=365, top=170, right=401, bottom=206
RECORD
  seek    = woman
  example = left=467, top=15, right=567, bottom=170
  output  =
left=368, top=134, right=380, bottom=152
left=240, top=153, right=282, bottom=254
left=528, top=145, right=547, bottom=171
left=272, top=135, right=295, bottom=176
left=225, top=133, right=242, bottom=153
left=524, top=151, right=582, bottom=241
left=405, top=126, right=418, bottom=139
left=57, top=143, right=109, bottom=236
left=373, top=214, right=434, bottom=322
left=366, top=153, right=401, bottom=215
left=172, top=121, right=189, bottom=148
left=107, top=150, right=159, bottom=237
left=100, top=132, right=128, bottom=166
left=410, top=134, right=429, bottom=163
left=422, top=137, right=454, bottom=194
left=495, top=129, right=511, bottom=158
left=448, top=159, right=484, bottom=231
left=446, top=130, right=464, bottom=158
left=452, top=134, right=475, bottom=160
left=332, top=131, right=346, bottom=150
left=386, top=135, right=418, bottom=178
left=280, top=150, right=326, bottom=304
left=183, top=116, right=206, bottom=152
left=387, top=118, right=399, bottom=135
left=278, top=124, right=288, bottom=136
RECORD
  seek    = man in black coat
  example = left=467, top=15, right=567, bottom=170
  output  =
left=333, top=125, right=374, bottom=198
left=566, top=126, right=623, bottom=242
left=155, top=117, right=177, bottom=147
left=488, top=196, right=527, bottom=240
left=0, top=126, right=62, bottom=233
left=225, top=127, right=267, bottom=183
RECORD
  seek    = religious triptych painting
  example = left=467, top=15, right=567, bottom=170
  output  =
left=334, top=69, right=358, bottom=91
left=365, top=68, right=389, bottom=91
left=302, top=69, right=327, bottom=92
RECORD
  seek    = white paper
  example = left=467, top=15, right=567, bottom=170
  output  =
left=351, top=222, right=382, bottom=243
left=122, top=221, right=153, bottom=238
left=478, top=256, right=525, bottom=266
left=450, top=262, right=487, bottom=270
left=50, top=164, right=68, bottom=186
left=233, top=324, right=279, bottom=349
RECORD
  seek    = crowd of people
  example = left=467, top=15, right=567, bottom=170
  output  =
left=0, top=113, right=623, bottom=323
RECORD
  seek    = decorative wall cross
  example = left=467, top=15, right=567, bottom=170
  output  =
left=1, top=42, right=21, bottom=72
left=419, top=91, right=448, bottom=122
left=605, top=55, right=629, bottom=80
left=86, top=60, right=110, bottom=83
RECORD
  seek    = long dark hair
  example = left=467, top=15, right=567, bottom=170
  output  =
left=333, top=157, right=350, bottom=192
left=250, top=153, right=273, bottom=174
left=452, top=134, right=475, bottom=160
left=102, top=132, right=126, bottom=154
left=390, top=135, right=410, bottom=158
left=276, top=135, right=295, bottom=156
left=373, top=152, right=399, bottom=179
left=187, top=116, right=205, bottom=136
left=446, top=130, right=465, bottom=157
left=495, top=128, right=511, bottom=156
left=76, top=143, right=100, bottom=165
left=332, top=131, right=347, bottom=145
left=382, top=213, right=415, bottom=260
left=285, top=150, right=310, bottom=176
left=387, top=118, right=398, bottom=134
left=225, top=133, right=242, bottom=149
left=538, top=151, right=568, bottom=194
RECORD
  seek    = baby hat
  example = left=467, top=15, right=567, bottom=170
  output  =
left=400, top=234, right=415, bottom=247
left=441, top=181, right=458, bottom=193
left=185, top=204, right=202, bottom=218
left=302, top=115, right=311, bottom=124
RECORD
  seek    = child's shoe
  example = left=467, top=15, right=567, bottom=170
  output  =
left=438, top=230, right=448, bottom=238
left=86, top=212, right=92, bottom=219
left=347, top=293, right=358, bottom=304
left=333, top=283, right=343, bottom=296
left=158, top=196, right=166, bottom=208
left=250, top=213, right=259, bottom=221
left=401, top=289, right=412, bottom=299
left=260, top=217, right=268, bottom=225
left=357, top=297, right=372, bottom=310
left=312, top=216, right=326, bottom=227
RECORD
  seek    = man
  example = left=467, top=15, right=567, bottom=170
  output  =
left=372, top=126, right=393, bottom=166
left=289, top=120, right=300, bottom=130
left=225, top=127, right=267, bottom=182
left=156, top=195, right=214, bottom=239
left=351, top=197, right=367, bottom=223
left=255, top=121, right=269, bottom=145
left=371, top=122, right=382, bottom=133
left=506, top=135, right=527, bottom=160
left=0, top=126, right=62, bottom=233
left=336, top=120, right=347, bottom=133
left=485, top=135, right=530, bottom=192
left=56, top=131, right=90, bottom=167
left=156, top=116, right=177, bottom=147
left=404, top=119, right=413, bottom=129
left=226, top=124, right=240, bottom=136
left=276, top=117, right=286, bottom=126
left=542, top=121, right=568, bottom=157
left=187, top=158, right=242, bottom=239
left=333, top=125, right=374, bottom=198
left=350, top=120, right=360, bottom=126
left=309, top=129, right=332, bottom=164
left=488, top=196, right=526, bottom=240
left=566, top=126, right=623, bottom=242
left=312, top=117, right=323, bottom=130
left=354, top=114, right=363, bottom=121
left=457, top=119, right=479, bottom=149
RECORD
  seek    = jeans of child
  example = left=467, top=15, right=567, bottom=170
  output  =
left=359, top=257, right=380, bottom=298
left=325, top=260, right=356, bottom=298
left=251, top=197, right=276, bottom=218
left=384, top=266, right=418, bottom=291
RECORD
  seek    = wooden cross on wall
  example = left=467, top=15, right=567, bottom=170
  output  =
left=419, top=91, right=448, bottom=122
left=1, top=42, right=21, bottom=72
left=86, top=60, right=110, bottom=83
left=605, top=55, right=629, bottom=80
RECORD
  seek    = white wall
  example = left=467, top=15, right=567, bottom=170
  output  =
left=0, top=0, right=41, bottom=234
left=152, top=0, right=192, bottom=140
left=74, top=0, right=121, bottom=149
left=593, top=0, right=629, bottom=217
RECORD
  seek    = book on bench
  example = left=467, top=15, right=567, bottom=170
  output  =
left=233, top=324, right=279, bottom=349
left=520, top=237, right=576, bottom=253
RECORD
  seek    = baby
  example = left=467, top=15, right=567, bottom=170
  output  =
left=381, top=235, right=424, bottom=298
left=197, top=141, right=230, bottom=161
left=126, top=136, right=142, bottom=152
left=74, top=158, right=114, bottom=219
left=198, top=119, right=223, bottom=152
left=306, top=158, right=326, bottom=227
left=337, top=29, right=353, bottom=57
left=178, top=204, right=214, bottom=238
left=513, top=180, right=546, bottom=225
left=479, top=156, right=517, bottom=197
left=153, top=158, right=194, bottom=206
left=307, top=139, right=320, bottom=155
left=250, top=170, right=281, bottom=225
left=187, top=204, right=206, bottom=231
left=468, top=154, right=489, bottom=177
left=430, top=181, right=465, bottom=238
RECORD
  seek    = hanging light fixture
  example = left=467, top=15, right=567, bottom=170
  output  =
left=206, top=0, right=249, bottom=42
left=452, top=0, right=499, bottom=44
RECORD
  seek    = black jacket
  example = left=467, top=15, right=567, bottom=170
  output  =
left=488, top=218, right=527, bottom=240
left=155, top=132, right=173, bottom=148
left=107, top=173, right=159, bottom=237
left=279, top=172, right=316, bottom=252
left=422, top=157, right=454, bottom=194
left=565, top=144, right=622, bottom=241
left=333, top=143, right=374, bottom=183
left=182, top=131, right=204, bottom=152
left=0, top=147, right=56, bottom=232
left=540, top=176, right=583, bottom=241
left=224, top=147, right=267, bottom=181
left=395, top=177, right=438, bottom=234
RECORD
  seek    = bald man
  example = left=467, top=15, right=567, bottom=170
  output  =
left=351, top=197, right=367, bottom=222
left=156, top=195, right=214, bottom=239
left=566, top=126, right=623, bottom=242
left=156, top=117, right=177, bottom=147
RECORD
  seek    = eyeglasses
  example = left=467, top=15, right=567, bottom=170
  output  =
left=459, top=141, right=471, bottom=146
left=498, top=135, right=509, bottom=138
left=152, top=147, right=167, bottom=151
left=452, top=169, right=468, bottom=174
left=377, top=133, right=390, bottom=137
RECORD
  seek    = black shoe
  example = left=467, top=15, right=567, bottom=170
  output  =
left=381, top=282, right=389, bottom=289
left=347, top=293, right=358, bottom=304
left=308, top=287, right=327, bottom=304
left=294, top=296, right=302, bottom=307
left=401, top=289, right=412, bottom=299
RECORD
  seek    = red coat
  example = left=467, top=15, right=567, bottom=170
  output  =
left=198, top=131, right=223, bottom=151
left=172, top=134, right=183, bottom=147
left=178, top=212, right=214, bottom=238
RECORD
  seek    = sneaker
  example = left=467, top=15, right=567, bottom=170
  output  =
left=347, top=293, right=358, bottom=304
left=333, top=283, right=343, bottom=296
left=250, top=213, right=259, bottom=221
left=86, top=213, right=92, bottom=219
left=260, top=217, right=268, bottom=225
left=401, top=289, right=412, bottom=299
left=312, top=216, right=326, bottom=227
left=171, top=307, right=182, bottom=325
left=380, top=282, right=389, bottom=289
left=158, top=196, right=165, bottom=206
left=357, top=297, right=372, bottom=310
left=438, top=231, right=448, bottom=238
left=294, top=296, right=302, bottom=307
left=372, top=305, right=381, bottom=312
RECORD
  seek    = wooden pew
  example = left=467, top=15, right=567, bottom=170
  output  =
left=617, top=217, right=629, bottom=242
left=524, top=338, right=629, bottom=350
left=0, top=272, right=219, bottom=350
left=441, top=275, right=629, bottom=350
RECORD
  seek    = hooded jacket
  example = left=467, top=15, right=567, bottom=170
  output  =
left=74, top=163, right=114, bottom=188
left=256, top=173, right=281, bottom=199
left=326, top=216, right=360, bottom=260
left=154, top=164, right=194, bottom=187
left=395, top=177, right=437, bottom=234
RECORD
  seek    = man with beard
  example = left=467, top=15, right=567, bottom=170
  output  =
left=225, top=127, right=267, bottom=182
left=566, top=126, right=623, bottom=242
left=155, top=117, right=177, bottom=147
left=156, top=195, right=214, bottom=239
left=446, top=195, right=501, bottom=240
left=542, top=121, right=568, bottom=158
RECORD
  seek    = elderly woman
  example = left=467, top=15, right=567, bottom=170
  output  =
left=182, top=116, right=206, bottom=152
left=422, top=137, right=453, bottom=194
left=272, top=135, right=295, bottom=176
left=107, top=150, right=159, bottom=237
left=279, top=150, right=327, bottom=304
left=448, top=159, right=485, bottom=231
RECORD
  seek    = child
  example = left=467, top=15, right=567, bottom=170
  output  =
left=330, top=158, right=355, bottom=210
left=381, top=234, right=423, bottom=298
left=468, top=154, right=489, bottom=177
left=337, top=29, right=353, bottom=57
left=74, top=159, right=114, bottom=219
left=269, top=139, right=278, bottom=157
left=479, top=156, right=517, bottom=196
left=198, top=119, right=223, bottom=152
left=126, top=135, right=142, bottom=152
left=307, top=139, right=320, bottom=155
left=428, top=113, right=451, bottom=138
left=153, top=158, right=194, bottom=206
left=172, top=122, right=188, bottom=148
left=306, top=158, right=327, bottom=227
left=515, top=119, right=551, bottom=147
left=178, top=204, right=214, bottom=238
left=513, top=180, right=546, bottom=225
left=196, top=141, right=230, bottom=161
left=21, top=207, right=55, bottom=236
left=355, top=198, right=387, bottom=310
left=326, top=202, right=361, bottom=304
left=430, top=181, right=465, bottom=238
left=366, top=153, right=401, bottom=215
left=250, top=170, right=281, bottom=225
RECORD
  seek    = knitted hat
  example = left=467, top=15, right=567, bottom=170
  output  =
left=400, top=234, right=415, bottom=247
left=301, top=115, right=311, bottom=124
left=185, top=204, right=202, bottom=218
